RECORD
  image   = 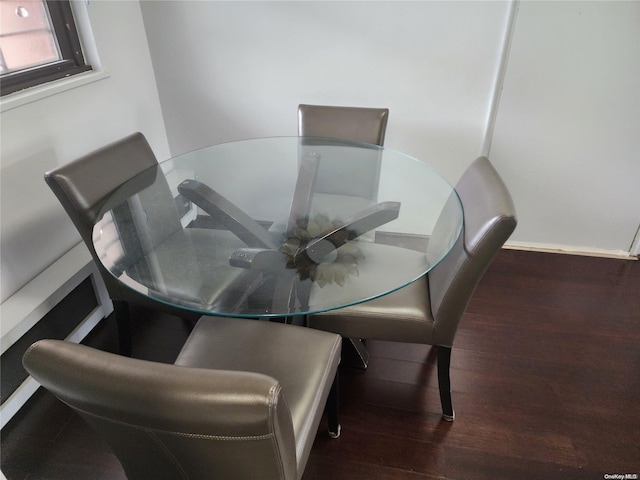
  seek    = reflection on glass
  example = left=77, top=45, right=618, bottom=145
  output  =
left=280, top=213, right=365, bottom=287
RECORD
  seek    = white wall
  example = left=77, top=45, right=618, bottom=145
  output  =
left=140, top=0, right=510, bottom=182
left=140, top=0, right=639, bottom=256
left=490, top=1, right=640, bottom=254
left=0, top=1, right=170, bottom=304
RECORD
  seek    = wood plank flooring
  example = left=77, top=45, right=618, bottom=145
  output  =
left=2, top=250, right=639, bottom=479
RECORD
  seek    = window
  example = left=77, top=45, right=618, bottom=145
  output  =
left=0, top=0, right=91, bottom=96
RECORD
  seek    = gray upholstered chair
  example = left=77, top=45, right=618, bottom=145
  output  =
left=44, top=133, right=246, bottom=355
left=23, top=316, right=342, bottom=480
left=308, top=156, right=517, bottom=421
left=297, top=104, right=390, bottom=224
left=298, top=104, right=389, bottom=146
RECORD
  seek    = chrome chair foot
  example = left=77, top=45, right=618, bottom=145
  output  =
left=441, top=411, right=455, bottom=422
left=328, top=424, right=342, bottom=438
left=341, top=337, right=369, bottom=370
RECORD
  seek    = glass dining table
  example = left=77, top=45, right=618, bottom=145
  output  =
left=92, top=136, right=463, bottom=323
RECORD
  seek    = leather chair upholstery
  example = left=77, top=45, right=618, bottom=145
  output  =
left=295, top=104, right=390, bottom=242
left=298, top=104, right=389, bottom=146
left=307, top=156, right=517, bottom=420
left=44, top=133, right=245, bottom=354
left=23, top=317, right=342, bottom=480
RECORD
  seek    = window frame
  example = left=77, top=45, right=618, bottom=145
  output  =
left=0, top=0, right=92, bottom=97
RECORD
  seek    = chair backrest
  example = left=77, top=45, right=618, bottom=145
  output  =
left=45, top=133, right=160, bottom=243
left=428, top=157, right=517, bottom=346
left=298, top=104, right=389, bottom=202
left=23, top=339, right=299, bottom=480
left=297, top=104, right=389, bottom=146
left=44, top=133, right=183, bottom=302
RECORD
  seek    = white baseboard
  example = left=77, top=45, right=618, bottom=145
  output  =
left=504, top=241, right=637, bottom=260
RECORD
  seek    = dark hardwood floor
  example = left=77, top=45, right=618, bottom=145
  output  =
left=2, top=250, right=639, bottom=479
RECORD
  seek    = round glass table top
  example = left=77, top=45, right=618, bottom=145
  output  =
left=92, top=137, right=463, bottom=318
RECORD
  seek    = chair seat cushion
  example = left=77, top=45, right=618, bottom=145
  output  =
left=124, top=228, right=258, bottom=308
left=308, top=275, right=435, bottom=345
left=174, top=317, right=341, bottom=474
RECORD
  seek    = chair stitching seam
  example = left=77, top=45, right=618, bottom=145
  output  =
left=267, top=384, right=288, bottom=479
left=67, top=402, right=276, bottom=441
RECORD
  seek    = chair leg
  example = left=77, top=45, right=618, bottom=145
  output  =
left=437, top=346, right=455, bottom=421
left=113, top=300, right=132, bottom=357
left=341, top=337, right=370, bottom=370
left=327, top=373, right=341, bottom=438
